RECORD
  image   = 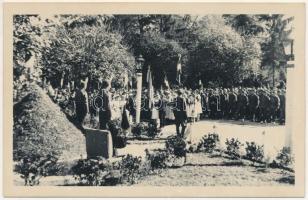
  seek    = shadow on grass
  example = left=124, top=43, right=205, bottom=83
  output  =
left=276, top=175, right=295, bottom=185
left=203, top=119, right=285, bottom=127
left=185, top=161, right=245, bottom=167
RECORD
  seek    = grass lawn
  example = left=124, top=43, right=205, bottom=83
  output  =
left=135, top=152, right=294, bottom=186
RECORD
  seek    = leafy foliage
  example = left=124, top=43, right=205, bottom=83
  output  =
left=13, top=14, right=292, bottom=89
left=244, top=142, right=264, bottom=163
left=225, top=138, right=243, bottom=159
left=165, top=136, right=187, bottom=158
left=118, top=154, right=143, bottom=184
left=72, top=157, right=114, bottom=186
left=185, top=15, right=262, bottom=88
left=107, top=119, right=127, bottom=148
left=131, top=122, right=160, bottom=138
left=15, top=153, right=60, bottom=186
left=40, top=24, right=135, bottom=87
left=145, top=149, right=170, bottom=170
left=72, top=154, right=143, bottom=186
left=197, top=132, right=220, bottom=153
left=273, top=147, right=294, bottom=168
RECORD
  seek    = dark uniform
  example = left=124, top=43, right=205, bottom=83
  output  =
left=220, top=90, right=229, bottom=118
left=237, top=91, right=249, bottom=120
left=258, top=90, right=271, bottom=123
left=173, top=91, right=187, bottom=137
left=248, top=90, right=259, bottom=121
left=270, top=92, right=280, bottom=122
left=201, top=90, right=209, bottom=118
left=96, top=89, right=112, bottom=129
left=278, top=90, right=286, bottom=124
left=228, top=91, right=238, bottom=119
left=208, top=92, right=219, bottom=119
left=74, top=87, right=89, bottom=133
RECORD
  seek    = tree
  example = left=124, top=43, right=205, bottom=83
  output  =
left=184, top=15, right=262, bottom=88
left=40, top=17, right=135, bottom=89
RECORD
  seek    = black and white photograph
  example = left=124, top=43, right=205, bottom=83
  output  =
left=3, top=2, right=306, bottom=198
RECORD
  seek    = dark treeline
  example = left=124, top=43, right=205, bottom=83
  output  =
left=14, top=14, right=293, bottom=90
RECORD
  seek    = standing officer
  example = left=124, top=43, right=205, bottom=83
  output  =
left=228, top=88, right=238, bottom=119
left=74, top=81, right=89, bottom=133
left=208, top=89, right=218, bottom=119
left=258, top=89, right=271, bottom=123
left=270, top=89, right=280, bottom=123
left=248, top=88, right=259, bottom=122
left=237, top=89, right=249, bottom=121
left=96, top=80, right=112, bottom=130
left=173, top=89, right=188, bottom=137
left=278, top=89, right=286, bottom=124
left=220, top=88, right=229, bottom=119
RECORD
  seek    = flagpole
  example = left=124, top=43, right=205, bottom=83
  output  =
left=135, top=55, right=144, bottom=123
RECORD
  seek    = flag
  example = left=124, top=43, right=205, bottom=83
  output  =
left=176, top=54, right=182, bottom=85
left=124, top=72, right=129, bottom=89
left=147, top=65, right=154, bottom=109
left=163, top=73, right=170, bottom=89
left=199, top=79, right=203, bottom=89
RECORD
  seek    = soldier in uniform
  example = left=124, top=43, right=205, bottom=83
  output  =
left=237, top=88, right=249, bottom=121
left=200, top=89, right=209, bottom=118
left=173, top=89, right=188, bottom=137
left=278, top=89, right=286, bottom=124
left=248, top=88, right=260, bottom=122
left=258, top=89, right=271, bottom=123
left=270, top=89, right=280, bottom=123
left=96, top=80, right=112, bottom=129
left=208, top=89, right=218, bottom=119
left=74, top=81, right=89, bottom=133
left=228, top=88, right=238, bottom=119
left=220, top=88, right=229, bottom=119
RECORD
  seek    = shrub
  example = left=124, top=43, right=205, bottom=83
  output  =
left=244, top=142, right=264, bottom=163
left=131, top=122, right=149, bottom=138
left=107, top=119, right=127, bottom=148
left=165, top=136, right=187, bottom=158
left=273, top=147, right=294, bottom=168
left=148, top=120, right=161, bottom=138
left=131, top=121, right=160, bottom=138
left=13, top=84, right=86, bottom=162
left=145, top=149, right=170, bottom=170
left=118, top=154, right=143, bottom=184
left=15, top=153, right=60, bottom=186
left=197, top=133, right=220, bottom=153
left=225, top=138, right=243, bottom=159
left=72, top=157, right=113, bottom=186
left=72, top=154, right=144, bottom=186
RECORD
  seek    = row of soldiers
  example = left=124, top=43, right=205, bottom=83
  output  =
left=199, top=87, right=285, bottom=124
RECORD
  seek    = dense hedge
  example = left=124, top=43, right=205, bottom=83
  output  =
left=13, top=84, right=86, bottom=161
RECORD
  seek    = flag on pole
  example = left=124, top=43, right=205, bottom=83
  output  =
left=176, top=54, right=182, bottom=85
left=164, top=73, right=170, bottom=89
left=199, top=79, right=203, bottom=89
left=147, top=65, right=154, bottom=109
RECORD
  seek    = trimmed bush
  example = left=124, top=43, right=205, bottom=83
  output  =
left=244, top=142, right=264, bottom=163
left=15, top=153, right=60, bottom=186
left=225, top=138, right=243, bottom=159
left=131, top=121, right=160, bottom=138
left=145, top=149, right=171, bottom=170
left=72, top=154, right=144, bottom=186
left=166, top=136, right=187, bottom=158
left=107, top=119, right=127, bottom=149
left=197, top=133, right=220, bottom=153
left=13, top=84, right=86, bottom=162
left=271, top=147, right=294, bottom=169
